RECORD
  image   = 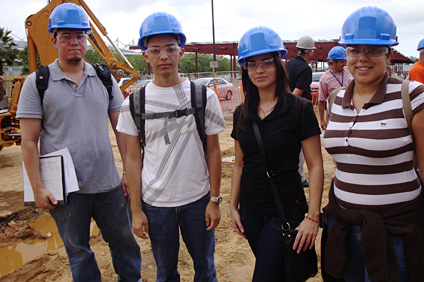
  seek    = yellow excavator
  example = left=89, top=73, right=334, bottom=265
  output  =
left=0, top=0, right=141, bottom=152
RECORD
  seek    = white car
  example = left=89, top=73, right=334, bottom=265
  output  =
left=193, top=77, right=234, bottom=100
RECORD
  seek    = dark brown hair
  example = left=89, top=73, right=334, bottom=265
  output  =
left=236, top=52, right=291, bottom=132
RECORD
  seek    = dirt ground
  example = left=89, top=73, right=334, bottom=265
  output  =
left=0, top=116, right=334, bottom=282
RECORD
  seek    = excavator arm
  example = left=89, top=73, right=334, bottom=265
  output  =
left=1, top=0, right=141, bottom=151
left=25, top=0, right=141, bottom=90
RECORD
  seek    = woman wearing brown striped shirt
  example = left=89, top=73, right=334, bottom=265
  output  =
left=322, top=6, right=424, bottom=282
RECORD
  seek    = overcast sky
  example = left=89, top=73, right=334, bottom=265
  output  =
left=2, top=0, right=424, bottom=60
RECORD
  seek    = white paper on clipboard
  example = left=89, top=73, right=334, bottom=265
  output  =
left=23, top=155, right=65, bottom=205
left=42, top=147, right=79, bottom=194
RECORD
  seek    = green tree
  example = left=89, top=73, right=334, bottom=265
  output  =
left=127, top=55, right=150, bottom=76
left=84, top=49, right=107, bottom=65
left=179, top=53, right=238, bottom=74
left=409, top=56, right=418, bottom=63
left=0, top=28, right=19, bottom=75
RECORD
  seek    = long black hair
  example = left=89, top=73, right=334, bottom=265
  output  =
left=237, top=51, right=292, bottom=132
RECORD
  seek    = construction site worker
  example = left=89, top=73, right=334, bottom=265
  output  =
left=17, top=3, right=141, bottom=282
left=317, top=46, right=352, bottom=130
left=287, top=35, right=315, bottom=101
left=286, top=35, right=315, bottom=188
left=322, top=6, right=424, bottom=282
left=117, top=12, right=225, bottom=282
left=409, top=38, right=424, bottom=84
left=230, top=26, right=323, bottom=281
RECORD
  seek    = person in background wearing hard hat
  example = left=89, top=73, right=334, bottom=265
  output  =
left=287, top=35, right=316, bottom=101
left=322, top=6, right=424, bottom=282
left=17, top=3, right=141, bottom=282
left=409, top=38, right=424, bottom=84
left=230, top=26, right=323, bottom=281
left=317, top=46, right=352, bottom=130
left=117, top=12, right=225, bottom=282
left=286, top=35, right=316, bottom=188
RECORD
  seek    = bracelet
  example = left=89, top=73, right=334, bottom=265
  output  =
left=305, top=215, right=319, bottom=223
left=122, top=171, right=127, bottom=175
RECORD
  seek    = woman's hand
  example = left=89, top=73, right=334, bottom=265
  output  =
left=292, top=216, right=319, bottom=253
left=230, top=207, right=246, bottom=239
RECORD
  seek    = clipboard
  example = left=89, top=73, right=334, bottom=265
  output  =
left=23, top=155, right=67, bottom=206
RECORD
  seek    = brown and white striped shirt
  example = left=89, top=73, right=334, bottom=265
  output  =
left=324, top=73, right=424, bottom=209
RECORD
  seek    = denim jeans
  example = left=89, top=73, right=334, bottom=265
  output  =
left=239, top=204, right=304, bottom=282
left=327, top=216, right=408, bottom=282
left=50, top=187, right=142, bottom=282
left=142, top=193, right=217, bottom=282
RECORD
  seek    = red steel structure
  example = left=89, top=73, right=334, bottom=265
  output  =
left=130, top=40, right=413, bottom=77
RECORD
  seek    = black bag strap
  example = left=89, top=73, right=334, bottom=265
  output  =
left=129, top=87, right=146, bottom=149
left=129, top=81, right=207, bottom=154
left=399, top=79, right=423, bottom=183
left=252, top=121, right=290, bottom=230
left=35, top=65, right=50, bottom=105
left=91, top=63, right=113, bottom=100
left=36, top=63, right=114, bottom=104
left=190, top=81, right=207, bottom=156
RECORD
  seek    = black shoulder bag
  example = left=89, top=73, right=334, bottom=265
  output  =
left=252, top=121, right=318, bottom=282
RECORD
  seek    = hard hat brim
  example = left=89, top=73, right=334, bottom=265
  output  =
left=238, top=49, right=287, bottom=65
left=339, top=38, right=399, bottom=47
left=48, top=25, right=92, bottom=34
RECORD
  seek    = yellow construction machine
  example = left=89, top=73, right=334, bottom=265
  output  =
left=0, top=0, right=141, bottom=152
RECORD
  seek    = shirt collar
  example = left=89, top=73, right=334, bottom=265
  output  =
left=342, top=72, right=389, bottom=109
left=295, top=55, right=307, bottom=63
left=49, top=59, right=94, bottom=81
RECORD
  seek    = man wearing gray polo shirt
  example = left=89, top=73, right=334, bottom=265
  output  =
left=17, top=3, right=141, bottom=282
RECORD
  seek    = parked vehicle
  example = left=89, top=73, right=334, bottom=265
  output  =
left=310, top=72, right=324, bottom=105
left=193, top=77, right=234, bottom=100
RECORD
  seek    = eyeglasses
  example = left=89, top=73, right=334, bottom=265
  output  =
left=346, top=47, right=389, bottom=58
left=244, top=58, right=275, bottom=71
left=56, top=33, right=88, bottom=43
left=145, top=45, right=181, bottom=57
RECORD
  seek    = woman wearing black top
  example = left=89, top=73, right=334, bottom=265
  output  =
left=230, top=26, right=324, bottom=281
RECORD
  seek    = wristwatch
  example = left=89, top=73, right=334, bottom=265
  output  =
left=210, top=196, right=222, bottom=204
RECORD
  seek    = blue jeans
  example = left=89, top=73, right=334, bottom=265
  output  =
left=327, top=216, right=408, bottom=282
left=142, top=193, right=217, bottom=282
left=50, top=187, right=142, bottom=282
left=239, top=204, right=304, bottom=282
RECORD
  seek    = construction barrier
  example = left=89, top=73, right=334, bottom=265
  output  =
left=124, top=82, right=244, bottom=116
left=211, top=84, right=243, bottom=115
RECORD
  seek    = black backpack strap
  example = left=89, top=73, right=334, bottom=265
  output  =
left=35, top=64, right=114, bottom=105
left=130, top=82, right=207, bottom=158
left=36, top=65, right=50, bottom=105
left=91, top=63, right=113, bottom=100
left=129, top=87, right=146, bottom=149
left=190, top=81, right=207, bottom=156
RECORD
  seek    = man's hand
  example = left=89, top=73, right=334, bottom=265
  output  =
left=205, top=201, right=221, bottom=231
left=132, top=209, right=149, bottom=239
left=34, top=187, right=58, bottom=210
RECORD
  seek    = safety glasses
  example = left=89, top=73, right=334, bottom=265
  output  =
left=244, top=58, right=275, bottom=71
left=145, top=45, right=181, bottom=57
left=346, top=47, right=389, bottom=58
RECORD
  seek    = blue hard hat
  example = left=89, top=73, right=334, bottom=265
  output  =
left=417, top=39, right=424, bottom=51
left=48, top=3, right=91, bottom=33
left=138, top=12, right=186, bottom=51
left=339, top=6, right=398, bottom=46
left=237, top=26, right=287, bottom=65
left=327, top=46, right=346, bottom=60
